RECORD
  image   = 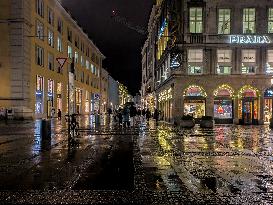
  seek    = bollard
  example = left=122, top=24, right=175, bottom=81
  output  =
left=41, top=119, right=51, bottom=139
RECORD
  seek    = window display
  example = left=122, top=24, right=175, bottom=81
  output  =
left=214, top=100, right=232, bottom=119
left=184, top=100, right=205, bottom=118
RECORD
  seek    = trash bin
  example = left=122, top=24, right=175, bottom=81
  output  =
left=41, top=119, right=51, bottom=139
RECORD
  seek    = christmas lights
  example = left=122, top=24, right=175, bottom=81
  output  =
left=183, top=85, right=207, bottom=97
left=213, top=84, right=234, bottom=97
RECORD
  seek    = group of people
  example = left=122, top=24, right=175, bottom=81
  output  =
left=110, top=106, right=160, bottom=128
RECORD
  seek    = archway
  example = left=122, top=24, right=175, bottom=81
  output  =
left=213, top=84, right=234, bottom=123
left=238, top=85, right=260, bottom=125
left=183, top=85, right=207, bottom=119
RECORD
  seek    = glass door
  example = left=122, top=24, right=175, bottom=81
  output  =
left=243, top=101, right=252, bottom=124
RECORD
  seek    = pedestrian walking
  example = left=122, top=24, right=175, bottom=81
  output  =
left=146, top=108, right=151, bottom=124
left=122, top=106, right=130, bottom=128
left=129, top=105, right=137, bottom=127
left=57, top=109, right=62, bottom=120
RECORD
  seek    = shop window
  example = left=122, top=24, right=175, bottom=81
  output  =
left=189, top=7, right=203, bottom=33
left=241, top=49, right=256, bottom=74
left=184, top=100, right=205, bottom=118
left=35, top=45, right=44, bottom=66
left=48, top=79, right=54, bottom=95
left=266, top=50, right=273, bottom=74
left=48, top=29, right=54, bottom=47
left=188, top=49, right=203, bottom=74
left=36, top=0, right=44, bottom=17
left=48, top=52, right=54, bottom=71
left=36, top=76, right=44, bottom=114
left=214, top=100, right=233, bottom=119
left=57, top=82, right=62, bottom=95
left=243, top=8, right=255, bottom=34
left=217, top=49, right=232, bottom=74
left=36, top=20, right=44, bottom=40
left=218, top=9, right=231, bottom=34
left=48, top=7, right=54, bottom=26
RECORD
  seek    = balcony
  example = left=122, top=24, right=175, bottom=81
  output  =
left=188, top=34, right=206, bottom=44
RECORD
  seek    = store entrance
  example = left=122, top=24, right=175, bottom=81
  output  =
left=264, top=98, right=272, bottom=124
left=241, top=98, right=258, bottom=125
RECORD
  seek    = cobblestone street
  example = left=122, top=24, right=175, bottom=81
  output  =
left=0, top=118, right=273, bottom=204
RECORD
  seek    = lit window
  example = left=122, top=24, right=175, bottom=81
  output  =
left=57, top=82, right=62, bottom=95
left=36, top=76, right=44, bottom=91
left=268, top=8, right=273, bottom=33
left=48, top=52, right=54, bottom=71
left=81, top=56, right=85, bottom=67
left=189, top=8, right=203, bottom=33
left=75, top=51, right=78, bottom=63
left=241, top=49, right=256, bottom=74
left=266, top=50, right=273, bottom=73
left=48, top=79, right=54, bottom=94
left=218, top=9, right=231, bottom=34
left=188, top=49, right=203, bottom=74
left=35, top=45, right=44, bottom=66
left=57, top=36, right=62, bottom=52
left=48, top=29, right=54, bottom=47
left=243, top=8, right=256, bottom=34
left=68, top=45, right=72, bottom=59
left=36, top=0, right=44, bottom=17
left=217, top=49, right=232, bottom=74
left=86, top=60, right=89, bottom=70
left=36, top=20, right=44, bottom=40
left=48, top=7, right=54, bottom=25
left=36, top=75, right=44, bottom=114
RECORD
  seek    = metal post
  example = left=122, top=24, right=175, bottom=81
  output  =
left=68, top=64, right=71, bottom=143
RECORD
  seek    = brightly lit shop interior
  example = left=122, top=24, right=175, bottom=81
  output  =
left=183, top=85, right=206, bottom=119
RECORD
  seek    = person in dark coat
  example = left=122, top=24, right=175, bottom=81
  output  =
left=118, top=108, right=123, bottom=127
left=57, top=109, right=62, bottom=120
left=154, top=109, right=159, bottom=124
left=146, top=108, right=151, bottom=123
left=129, top=105, right=137, bottom=127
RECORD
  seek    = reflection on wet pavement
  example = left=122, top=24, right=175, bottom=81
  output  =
left=1, top=117, right=273, bottom=204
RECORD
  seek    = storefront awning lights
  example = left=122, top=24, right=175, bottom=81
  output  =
left=213, top=84, right=234, bottom=97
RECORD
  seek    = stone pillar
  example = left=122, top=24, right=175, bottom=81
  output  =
left=206, top=96, right=214, bottom=117
left=233, top=97, right=239, bottom=124
left=173, top=96, right=183, bottom=125
left=259, top=96, right=264, bottom=125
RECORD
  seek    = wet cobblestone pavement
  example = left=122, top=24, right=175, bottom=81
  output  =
left=0, top=117, right=273, bottom=204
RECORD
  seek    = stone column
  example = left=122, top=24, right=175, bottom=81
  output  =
left=206, top=95, right=214, bottom=117
left=233, top=97, right=239, bottom=124
left=259, top=96, right=264, bottom=125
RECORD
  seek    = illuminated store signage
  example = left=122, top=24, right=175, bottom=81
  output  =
left=158, top=18, right=167, bottom=39
left=229, top=35, right=271, bottom=44
left=158, top=88, right=172, bottom=102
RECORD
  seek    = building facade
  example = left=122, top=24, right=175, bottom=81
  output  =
left=0, top=0, right=104, bottom=119
left=100, top=68, right=109, bottom=114
left=108, top=75, right=119, bottom=111
left=142, top=0, right=273, bottom=125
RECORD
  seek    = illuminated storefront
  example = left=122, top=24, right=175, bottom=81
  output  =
left=213, top=85, right=234, bottom=123
left=264, top=88, right=273, bottom=123
left=238, top=85, right=260, bottom=125
left=158, top=88, right=173, bottom=122
left=75, top=88, right=82, bottom=114
left=35, top=75, right=44, bottom=115
left=57, top=82, right=62, bottom=112
left=183, top=85, right=206, bottom=119
left=47, top=79, right=54, bottom=117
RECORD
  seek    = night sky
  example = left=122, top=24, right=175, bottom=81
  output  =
left=61, top=0, right=154, bottom=95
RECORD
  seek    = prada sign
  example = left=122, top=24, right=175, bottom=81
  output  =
left=229, top=35, right=271, bottom=44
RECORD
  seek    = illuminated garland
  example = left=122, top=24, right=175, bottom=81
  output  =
left=158, top=88, right=172, bottom=102
left=213, top=84, right=234, bottom=97
left=238, top=85, right=260, bottom=98
left=183, top=85, right=207, bottom=97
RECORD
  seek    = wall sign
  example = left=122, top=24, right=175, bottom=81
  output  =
left=229, top=35, right=271, bottom=44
